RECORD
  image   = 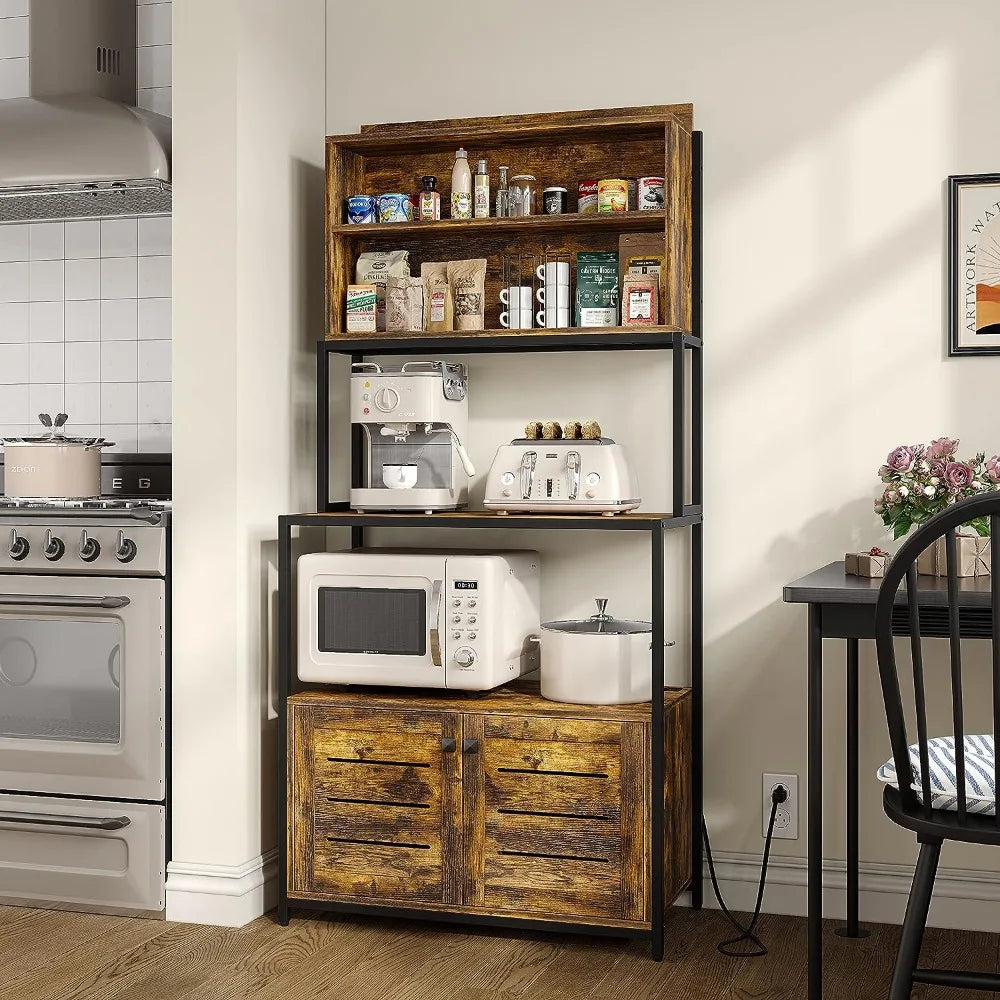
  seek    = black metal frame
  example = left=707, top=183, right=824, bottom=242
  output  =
left=875, top=491, right=1000, bottom=998
left=279, top=130, right=704, bottom=960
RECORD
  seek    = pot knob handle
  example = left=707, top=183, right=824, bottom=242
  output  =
left=43, top=529, right=64, bottom=562
left=8, top=529, right=28, bottom=561
left=80, top=530, right=101, bottom=563
left=115, top=530, right=137, bottom=564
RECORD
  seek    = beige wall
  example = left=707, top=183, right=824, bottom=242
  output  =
left=324, top=0, right=1000, bottom=883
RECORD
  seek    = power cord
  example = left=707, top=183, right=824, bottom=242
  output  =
left=702, top=784, right=788, bottom=958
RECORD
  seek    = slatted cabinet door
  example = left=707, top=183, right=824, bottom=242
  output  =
left=288, top=704, right=463, bottom=904
left=463, top=714, right=648, bottom=923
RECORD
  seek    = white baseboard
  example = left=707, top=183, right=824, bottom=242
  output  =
left=165, top=849, right=278, bottom=926
left=692, top=851, right=1000, bottom=933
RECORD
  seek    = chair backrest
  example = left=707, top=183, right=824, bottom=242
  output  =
left=875, top=490, right=1000, bottom=826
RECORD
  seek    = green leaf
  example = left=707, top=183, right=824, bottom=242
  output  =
left=893, top=518, right=913, bottom=539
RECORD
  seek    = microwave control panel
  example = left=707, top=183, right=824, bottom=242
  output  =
left=448, top=578, right=481, bottom=668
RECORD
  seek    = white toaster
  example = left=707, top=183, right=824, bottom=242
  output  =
left=484, top=437, right=641, bottom=515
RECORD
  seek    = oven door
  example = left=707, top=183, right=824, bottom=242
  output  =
left=0, top=575, right=165, bottom=801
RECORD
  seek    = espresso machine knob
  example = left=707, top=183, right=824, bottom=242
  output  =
left=43, top=529, right=65, bottom=561
left=115, top=530, right=137, bottom=564
left=79, top=529, right=101, bottom=563
left=8, top=529, right=28, bottom=561
left=374, top=387, right=400, bottom=412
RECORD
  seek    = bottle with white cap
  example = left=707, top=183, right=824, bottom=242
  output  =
left=451, top=147, right=472, bottom=220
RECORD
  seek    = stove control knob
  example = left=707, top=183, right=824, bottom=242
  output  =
left=115, top=530, right=137, bottom=564
left=454, top=646, right=476, bottom=669
left=43, top=529, right=65, bottom=562
left=8, top=529, right=28, bottom=561
left=79, top=530, right=101, bottom=563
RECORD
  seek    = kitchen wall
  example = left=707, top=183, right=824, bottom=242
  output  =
left=0, top=0, right=171, bottom=452
left=324, top=0, right=1000, bottom=927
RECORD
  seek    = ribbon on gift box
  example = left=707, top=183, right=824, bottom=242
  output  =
left=845, top=547, right=891, bottom=578
left=916, top=533, right=992, bottom=578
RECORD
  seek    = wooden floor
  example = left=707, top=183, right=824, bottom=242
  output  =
left=0, top=904, right=997, bottom=1000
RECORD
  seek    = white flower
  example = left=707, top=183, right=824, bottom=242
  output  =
left=899, top=485, right=909, bottom=497
left=920, top=460, right=930, bottom=472
left=973, top=481, right=984, bottom=490
left=930, top=477, right=940, bottom=485
left=924, top=485, right=936, bottom=496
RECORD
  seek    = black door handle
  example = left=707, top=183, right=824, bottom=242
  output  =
left=462, top=738, right=479, bottom=755
left=441, top=738, right=457, bottom=753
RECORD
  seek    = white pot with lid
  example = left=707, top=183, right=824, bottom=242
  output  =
left=2, top=414, right=112, bottom=499
left=538, top=598, right=675, bottom=705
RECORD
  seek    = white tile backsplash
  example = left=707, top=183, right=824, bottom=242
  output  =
left=102, top=383, right=138, bottom=424
left=138, top=255, right=170, bottom=297
left=138, top=297, right=170, bottom=340
left=64, top=343, right=101, bottom=384
left=29, top=259, right=64, bottom=300
left=101, top=299, right=138, bottom=341
left=103, top=424, right=139, bottom=453
left=29, top=342, right=63, bottom=383
left=138, top=422, right=171, bottom=451
left=0, top=2, right=30, bottom=18
left=0, top=302, right=28, bottom=343
left=137, top=44, right=171, bottom=88
left=101, top=218, right=138, bottom=257
left=64, top=221, right=101, bottom=260
left=29, top=382, right=64, bottom=418
left=138, top=217, right=171, bottom=256
left=0, top=343, right=28, bottom=384
left=0, top=224, right=28, bottom=263
left=137, top=2, right=171, bottom=46
left=0, top=383, right=27, bottom=423
left=64, top=383, right=101, bottom=423
left=28, top=301, right=63, bottom=342
left=28, top=222, right=64, bottom=261
left=0, top=15, right=28, bottom=60
left=101, top=340, right=138, bottom=383
left=138, top=339, right=170, bottom=381
left=101, top=256, right=138, bottom=299
left=138, top=381, right=170, bottom=424
left=65, top=300, right=101, bottom=342
left=137, top=87, right=171, bottom=117
left=65, top=258, right=101, bottom=300
left=0, top=56, right=28, bottom=98
left=0, top=261, right=28, bottom=302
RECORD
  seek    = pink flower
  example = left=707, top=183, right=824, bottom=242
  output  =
left=929, top=459, right=946, bottom=478
left=878, top=464, right=892, bottom=481
left=943, top=461, right=974, bottom=491
left=986, top=456, right=1000, bottom=484
left=927, top=437, right=959, bottom=460
left=887, top=446, right=915, bottom=473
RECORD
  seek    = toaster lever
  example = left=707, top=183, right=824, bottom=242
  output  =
left=566, top=450, right=581, bottom=500
left=519, top=451, right=537, bottom=500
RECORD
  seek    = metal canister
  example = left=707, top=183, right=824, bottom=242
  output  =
left=597, top=178, right=628, bottom=213
left=638, top=176, right=665, bottom=210
left=543, top=187, right=568, bottom=214
left=347, top=194, right=377, bottom=224
left=578, top=179, right=598, bottom=214
left=377, top=192, right=414, bottom=223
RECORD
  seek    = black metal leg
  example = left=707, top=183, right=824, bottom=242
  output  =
left=836, top=638, right=869, bottom=939
left=889, top=840, right=940, bottom=1000
left=650, top=523, right=666, bottom=961
left=690, top=520, right=704, bottom=910
left=808, top=604, right=824, bottom=1000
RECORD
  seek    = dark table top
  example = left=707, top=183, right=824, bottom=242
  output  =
left=783, top=560, right=994, bottom=607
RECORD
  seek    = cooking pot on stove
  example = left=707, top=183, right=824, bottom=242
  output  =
left=2, top=414, right=113, bottom=499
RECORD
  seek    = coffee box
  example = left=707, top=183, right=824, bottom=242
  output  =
left=575, top=251, right=619, bottom=327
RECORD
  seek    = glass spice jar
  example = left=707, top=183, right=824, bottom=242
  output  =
left=508, top=174, right=537, bottom=217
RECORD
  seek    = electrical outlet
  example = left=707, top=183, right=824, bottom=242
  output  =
left=762, top=773, right=798, bottom=840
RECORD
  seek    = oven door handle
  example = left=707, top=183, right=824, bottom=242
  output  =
left=0, top=810, right=131, bottom=831
left=0, top=595, right=130, bottom=610
left=429, top=578, right=443, bottom=668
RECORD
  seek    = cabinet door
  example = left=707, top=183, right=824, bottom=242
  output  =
left=289, top=705, right=463, bottom=904
left=463, top=714, right=647, bottom=922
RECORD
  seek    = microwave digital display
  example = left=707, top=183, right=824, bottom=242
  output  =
left=317, top=587, right=426, bottom=656
left=453, top=580, right=478, bottom=590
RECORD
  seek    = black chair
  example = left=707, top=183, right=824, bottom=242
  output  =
left=875, top=491, right=1000, bottom=998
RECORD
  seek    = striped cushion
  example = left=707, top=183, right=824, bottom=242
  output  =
left=877, top=735, right=996, bottom=815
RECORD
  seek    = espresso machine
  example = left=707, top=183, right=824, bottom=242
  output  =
left=350, top=361, right=476, bottom=512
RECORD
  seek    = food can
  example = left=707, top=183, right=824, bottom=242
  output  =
left=347, top=194, right=377, bottom=225
left=638, top=176, right=665, bottom=211
left=597, top=178, right=629, bottom=213
left=578, top=179, right=598, bottom=214
left=377, top=192, right=414, bottom=223
left=626, top=178, right=637, bottom=211
left=543, top=187, right=568, bottom=214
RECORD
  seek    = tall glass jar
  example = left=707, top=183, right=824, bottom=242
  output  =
left=508, top=174, right=537, bottom=217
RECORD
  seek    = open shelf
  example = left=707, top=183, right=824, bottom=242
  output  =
left=322, top=326, right=700, bottom=355
left=330, top=211, right=666, bottom=241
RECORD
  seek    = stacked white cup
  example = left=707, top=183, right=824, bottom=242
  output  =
left=500, top=285, right=534, bottom=329
left=535, top=261, right=571, bottom=328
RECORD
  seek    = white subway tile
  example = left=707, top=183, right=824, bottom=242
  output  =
left=101, top=257, right=138, bottom=299
left=64, top=342, right=101, bottom=383
left=0, top=2, right=30, bottom=17
left=138, top=422, right=171, bottom=452
left=138, top=255, right=170, bottom=297
left=102, top=424, right=139, bottom=453
left=28, top=259, right=64, bottom=301
left=65, top=220, right=101, bottom=259
left=101, top=299, right=138, bottom=341
left=0, top=56, right=28, bottom=99
left=138, top=297, right=170, bottom=340
left=137, top=3, right=171, bottom=46
left=101, top=340, right=138, bottom=382
left=29, top=382, right=64, bottom=418
left=29, top=342, right=63, bottom=383
left=101, top=218, right=138, bottom=257
left=28, top=222, right=64, bottom=261
left=137, top=44, right=171, bottom=88
left=138, top=381, right=170, bottom=423
left=0, top=261, right=28, bottom=302
left=64, top=383, right=101, bottom=423
left=28, top=301, right=63, bottom=342
left=137, top=338, right=170, bottom=381
left=0, top=224, right=28, bottom=263
left=101, top=383, right=137, bottom=424
left=64, top=258, right=101, bottom=300
left=138, top=217, right=171, bottom=256
left=0, top=16, right=28, bottom=60
left=65, top=300, right=101, bottom=342
left=137, top=87, right=171, bottom=117
left=0, top=302, right=28, bottom=343
left=0, top=343, right=28, bottom=383
left=0, top=384, right=28, bottom=423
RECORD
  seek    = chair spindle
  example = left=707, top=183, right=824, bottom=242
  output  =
left=907, top=563, right=932, bottom=817
left=946, top=529, right=967, bottom=821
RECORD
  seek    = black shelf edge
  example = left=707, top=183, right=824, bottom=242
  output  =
left=320, top=331, right=702, bottom=356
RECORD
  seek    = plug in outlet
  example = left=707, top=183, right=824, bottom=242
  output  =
left=762, top=773, right=798, bottom=840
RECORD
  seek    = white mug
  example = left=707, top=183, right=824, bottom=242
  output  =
left=501, top=307, right=534, bottom=329
left=537, top=305, right=571, bottom=329
left=535, top=261, right=570, bottom=285
left=383, top=464, right=418, bottom=489
left=500, top=285, right=533, bottom=310
left=536, top=284, right=571, bottom=308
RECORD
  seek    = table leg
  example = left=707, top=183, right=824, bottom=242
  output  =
left=808, top=604, right=823, bottom=1000
left=836, top=637, right=870, bottom=939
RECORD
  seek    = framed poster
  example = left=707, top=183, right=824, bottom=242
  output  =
left=949, top=173, right=1000, bottom=356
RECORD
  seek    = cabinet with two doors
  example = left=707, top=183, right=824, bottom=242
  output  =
left=287, top=682, right=692, bottom=929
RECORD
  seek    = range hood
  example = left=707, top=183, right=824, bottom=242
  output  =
left=0, top=0, right=171, bottom=222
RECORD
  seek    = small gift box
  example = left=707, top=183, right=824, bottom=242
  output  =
left=845, top=547, right=891, bottom=578
left=916, top=534, right=991, bottom=577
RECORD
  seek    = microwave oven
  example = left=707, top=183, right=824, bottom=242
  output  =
left=297, top=549, right=541, bottom=690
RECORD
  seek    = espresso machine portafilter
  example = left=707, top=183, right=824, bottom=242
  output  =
left=350, top=361, right=475, bottom=512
